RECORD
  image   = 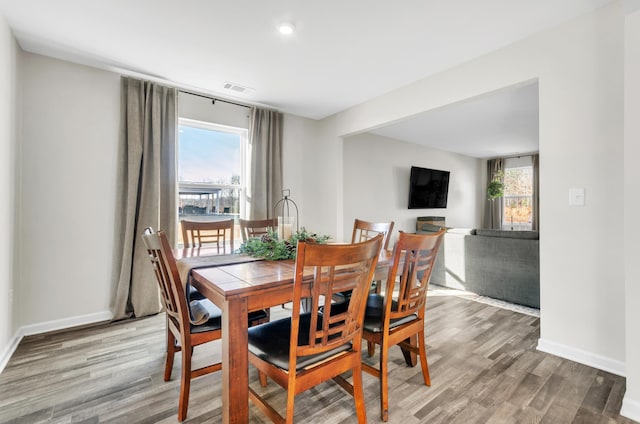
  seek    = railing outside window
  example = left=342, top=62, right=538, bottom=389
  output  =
left=179, top=186, right=240, bottom=219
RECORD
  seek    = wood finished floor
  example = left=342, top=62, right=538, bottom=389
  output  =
left=0, top=293, right=636, bottom=424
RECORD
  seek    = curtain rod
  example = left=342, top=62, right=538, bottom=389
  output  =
left=504, top=152, right=538, bottom=160
left=488, top=151, right=539, bottom=160
left=179, top=90, right=252, bottom=109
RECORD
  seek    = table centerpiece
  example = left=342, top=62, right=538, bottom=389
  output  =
left=238, top=228, right=330, bottom=260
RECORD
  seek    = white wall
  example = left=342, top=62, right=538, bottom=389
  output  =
left=292, top=119, right=345, bottom=239
left=623, top=5, right=640, bottom=421
left=12, top=53, right=322, bottom=336
left=0, top=14, right=18, bottom=370
left=282, top=113, right=319, bottom=224
left=19, top=52, right=120, bottom=330
left=343, top=132, right=482, bottom=243
left=534, top=3, right=624, bottom=374
left=308, top=2, right=626, bottom=377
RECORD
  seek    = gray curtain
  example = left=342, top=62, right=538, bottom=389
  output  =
left=531, top=153, right=540, bottom=231
left=483, top=158, right=503, bottom=229
left=248, top=108, right=283, bottom=219
left=111, top=77, right=177, bottom=321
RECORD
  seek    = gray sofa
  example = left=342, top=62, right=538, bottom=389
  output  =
left=417, top=223, right=539, bottom=308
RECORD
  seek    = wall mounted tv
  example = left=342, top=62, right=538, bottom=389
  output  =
left=408, top=166, right=450, bottom=209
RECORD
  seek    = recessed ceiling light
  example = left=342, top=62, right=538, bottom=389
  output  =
left=278, top=22, right=295, bottom=35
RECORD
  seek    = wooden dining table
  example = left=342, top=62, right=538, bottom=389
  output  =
left=178, top=248, right=395, bottom=424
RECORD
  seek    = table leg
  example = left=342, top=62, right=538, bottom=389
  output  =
left=221, top=297, right=249, bottom=424
left=300, top=297, right=312, bottom=312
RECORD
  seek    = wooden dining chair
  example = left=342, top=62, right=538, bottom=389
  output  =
left=238, top=217, right=282, bottom=308
left=239, top=217, right=278, bottom=242
left=330, top=219, right=395, bottom=305
left=353, top=219, right=394, bottom=292
left=352, top=218, right=394, bottom=250
left=361, top=229, right=445, bottom=422
left=247, top=234, right=384, bottom=424
left=142, top=228, right=268, bottom=422
left=180, top=218, right=234, bottom=253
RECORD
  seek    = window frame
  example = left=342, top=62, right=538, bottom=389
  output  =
left=501, top=156, right=533, bottom=231
left=177, top=117, right=249, bottom=218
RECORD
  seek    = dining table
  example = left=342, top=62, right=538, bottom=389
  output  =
left=175, top=247, right=397, bottom=424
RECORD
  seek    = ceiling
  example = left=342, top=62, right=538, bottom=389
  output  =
left=0, top=0, right=613, bottom=157
left=370, top=81, right=540, bottom=158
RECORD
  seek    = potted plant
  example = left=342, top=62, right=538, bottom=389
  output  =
left=487, top=171, right=504, bottom=200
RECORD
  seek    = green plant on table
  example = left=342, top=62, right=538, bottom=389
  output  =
left=238, top=228, right=330, bottom=260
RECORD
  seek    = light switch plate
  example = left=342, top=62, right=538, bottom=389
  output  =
left=569, top=188, right=585, bottom=206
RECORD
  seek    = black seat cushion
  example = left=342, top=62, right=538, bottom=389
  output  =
left=248, top=313, right=351, bottom=371
left=187, top=284, right=205, bottom=301
left=248, top=309, right=269, bottom=323
left=364, top=294, right=392, bottom=318
left=322, top=297, right=349, bottom=316
left=363, top=294, right=417, bottom=333
left=325, top=292, right=393, bottom=317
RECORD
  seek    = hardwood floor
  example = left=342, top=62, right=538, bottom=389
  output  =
left=0, top=293, right=635, bottom=423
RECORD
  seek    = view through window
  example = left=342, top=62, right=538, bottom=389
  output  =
left=178, top=118, right=247, bottom=244
left=502, top=156, right=533, bottom=231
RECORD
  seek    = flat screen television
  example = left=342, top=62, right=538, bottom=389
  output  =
left=408, top=166, right=450, bottom=209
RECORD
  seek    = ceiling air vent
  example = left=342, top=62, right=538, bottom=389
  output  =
left=223, top=81, right=253, bottom=93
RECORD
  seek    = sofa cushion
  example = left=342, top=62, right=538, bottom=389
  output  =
left=416, top=222, right=444, bottom=233
left=473, top=229, right=539, bottom=240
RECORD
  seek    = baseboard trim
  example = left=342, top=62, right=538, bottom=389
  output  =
left=621, top=396, right=640, bottom=422
left=0, top=330, right=23, bottom=375
left=537, top=338, right=626, bottom=377
left=20, top=310, right=113, bottom=337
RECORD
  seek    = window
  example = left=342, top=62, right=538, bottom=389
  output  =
left=502, top=156, right=533, bottom=231
left=178, top=118, right=248, bottom=243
